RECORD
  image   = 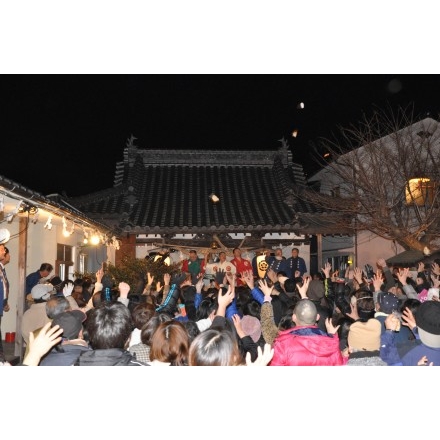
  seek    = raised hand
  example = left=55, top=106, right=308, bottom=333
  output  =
left=431, top=262, right=440, bottom=276
left=257, top=278, right=273, bottom=297
left=377, top=258, right=387, bottom=268
left=163, top=273, right=171, bottom=286
left=266, top=268, right=277, bottom=283
left=324, top=317, right=340, bottom=335
left=241, top=270, right=254, bottom=289
left=215, top=269, right=226, bottom=286
left=353, top=267, right=364, bottom=284
left=62, top=282, right=74, bottom=298
left=321, top=262, right=332, bottom=278
left=225, top=272, right=236, bottom=292
left=23, top=322, right=63, bottom=366
left=372, top=272, right=384, bottom=292
left=401, top=306, right=417, bottom=331
left=297, top=276, right=310, bottom=299
left=246, top=344, right=274, bottom=366
left=195, top=276, right=204, bottom=293
left=147, top=272, right=154, bottom=286
left=430, top=273, right=440, bottom=289
left=118, top=282, right=130, bottom=298
left=396, top=267, right=410, bottom=286
left=95, top=266, right=104, bottom=283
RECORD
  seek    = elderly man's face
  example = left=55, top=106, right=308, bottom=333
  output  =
left=0, top=245, right=5, bottom=260
left=292, top=249, right=298, bottom=258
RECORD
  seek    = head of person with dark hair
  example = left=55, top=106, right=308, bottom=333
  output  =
left=188, top=328, right=243, bottom=366
left=45, top=296, right=70, bottom=319
left=148, top=320, right=189, bottom=366
left=196, top=296, right=217, bottom=320
left=400, top=298, right=421, bottom=318
left=235, top=285, right=251, bottom=308
left=86, top=302, right=133, bottom=350
left=73, top=278, right=84, bottom=293
left=127, top=294, right=144, bottom=313
left=205, top=287, right=218, bottom=298
left=283, top=278, right=297, bottom=295
left=241, top=299, right=261, bottom=320
left=232, top=247, right=241, bottom=255
left=83, top=276, right=93, bottom=287
left=72, top=291, right=88, bottom=308
left=184, top=320, right=201, bottom=345
left=336, top=317, right=353, bottom=350
left=39, top=263, right=54, bottom=275
left=353, top=289, right=375, bottom=322
left=140, top=314, right=172, bottom=346
left=91, top=290, right=103, bottom=308
left=278, top=312, right=295, bottom=331
left=131, top=303, right=156, bottom=330
left=48, top=276, right=63, bottom=294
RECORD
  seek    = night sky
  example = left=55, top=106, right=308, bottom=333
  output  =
left=1, top=74, right=439, bottom=197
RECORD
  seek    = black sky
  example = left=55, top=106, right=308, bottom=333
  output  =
left=2, top=74, right=440, bottom=197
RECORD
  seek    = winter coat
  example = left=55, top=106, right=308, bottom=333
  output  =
left=75, top=348, right=148, bottom=366
left=270, top=325, right=346, bottom=366
left=40, top=342, right=92, bottom=366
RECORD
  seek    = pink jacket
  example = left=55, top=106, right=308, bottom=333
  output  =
left=270, top=325, right=346, bottom=366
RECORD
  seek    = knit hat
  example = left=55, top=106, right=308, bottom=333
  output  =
left=377, top=292, right=400, bottom=314
left=416, top=301, right=440, bottom=348
left=348, top=318, right=381, bottom=351
left=241, top=315, right=262, bottom=343
left=52, top=310, right=87, bottom=340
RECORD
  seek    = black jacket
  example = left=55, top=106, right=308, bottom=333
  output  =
left=75, top=348, right=148, bottom=366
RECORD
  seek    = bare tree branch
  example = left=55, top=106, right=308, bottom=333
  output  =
left=298, top=105, right=440, bottom=253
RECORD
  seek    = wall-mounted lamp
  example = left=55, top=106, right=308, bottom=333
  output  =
left=18, top=203, right=38, bottom=215
left=90, top=233, right=100, bottom=245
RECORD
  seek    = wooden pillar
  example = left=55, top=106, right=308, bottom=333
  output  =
left=115, top=234, right=136, bottom=265
left=15, top=216, right=27, bottom=359
left=317, top=233, right=323, bottom=271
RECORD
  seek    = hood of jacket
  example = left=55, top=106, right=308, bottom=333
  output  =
left=76, top=348, right=147, bottom=366
left=275, top=325, right=340, bottom=358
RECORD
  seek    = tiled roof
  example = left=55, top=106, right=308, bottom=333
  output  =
left=70, top=144, right=319, bottom=235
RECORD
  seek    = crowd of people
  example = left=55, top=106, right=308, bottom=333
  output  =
left=2, top=243, right=440, bottom=366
